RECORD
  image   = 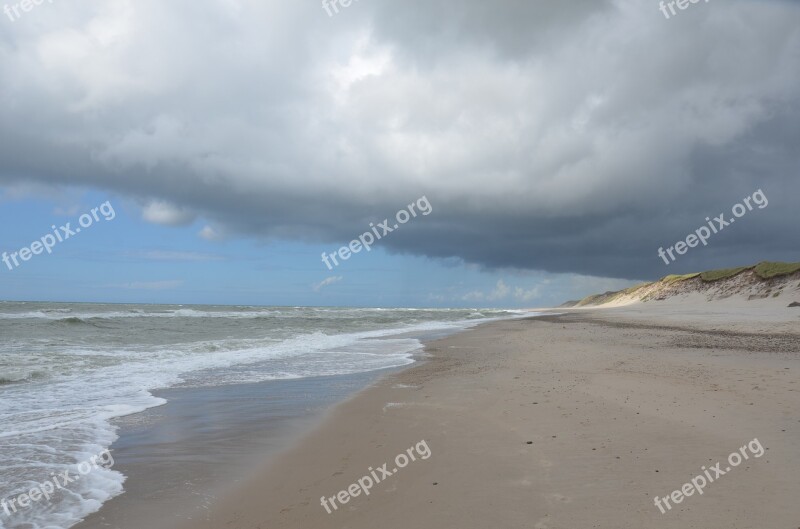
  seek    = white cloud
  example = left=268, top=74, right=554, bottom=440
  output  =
left=513, top=285, right=540, bottom=302
left=462, top=280, right=541, bottom=304
left=462, top=279, right=510, bottom=302
left=199, top=225, right=225, bottom=241
left=52, top=204, right=82, bottom=216
left=141, top=200, right=196, bottom=226
left=313, top=276, right=343, bottom=292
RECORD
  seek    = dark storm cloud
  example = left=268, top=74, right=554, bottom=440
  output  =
left=0, top=0, right=798, bottom=280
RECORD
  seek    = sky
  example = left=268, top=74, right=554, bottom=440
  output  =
left=0, top=0, right=798, bottom=307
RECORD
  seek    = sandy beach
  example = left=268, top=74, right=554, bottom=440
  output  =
left=168, top=304, right=800, bottom=529
left=4, top=2, right=799, bottom=528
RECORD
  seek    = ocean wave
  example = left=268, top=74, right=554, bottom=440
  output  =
left=0, top=309, right=288, bottom=320
left=46, top=316, right=113, bottom=328
left=0, top=308, right=522, bottom=321
left=60, top=316, right=90, bottom=324
left=0, top=370, right=48, bottom=385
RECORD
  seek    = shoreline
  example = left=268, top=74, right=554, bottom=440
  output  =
left=70, top=314, right=529, bottom=529
left=171, top=308, right=798, bottom=529
left=73, top=368, right=403, bottom=529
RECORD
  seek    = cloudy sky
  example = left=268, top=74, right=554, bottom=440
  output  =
left=0, top=0, right=798, bottom=307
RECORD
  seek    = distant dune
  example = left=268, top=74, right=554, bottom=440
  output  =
left=561, top=261, right=800, bottom=308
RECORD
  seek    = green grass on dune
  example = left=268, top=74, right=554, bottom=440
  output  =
left=699, top=266, right=751, bottom=282
left=662, top=273, right=700, bottom=283
left=697, top=261, right=800, bottom=282
left=753, top=261, right=800, bottom=279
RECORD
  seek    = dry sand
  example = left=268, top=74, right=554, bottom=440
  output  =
left=173, top=304, right=800, bottom=529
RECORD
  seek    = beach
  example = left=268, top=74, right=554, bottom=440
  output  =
left=167, top=305, right=800, bottom=529
left=0, top=305, right=520, bottom=529
left=3, top=1, right=799, bottom=527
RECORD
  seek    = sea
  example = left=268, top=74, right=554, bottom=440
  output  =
left=0, top=302, right=526, bottom=529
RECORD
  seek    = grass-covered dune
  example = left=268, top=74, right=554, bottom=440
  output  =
left=561, top=261, right=800, bottom=307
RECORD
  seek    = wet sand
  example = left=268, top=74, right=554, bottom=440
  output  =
left=74, top=370, right=392, bottom=529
